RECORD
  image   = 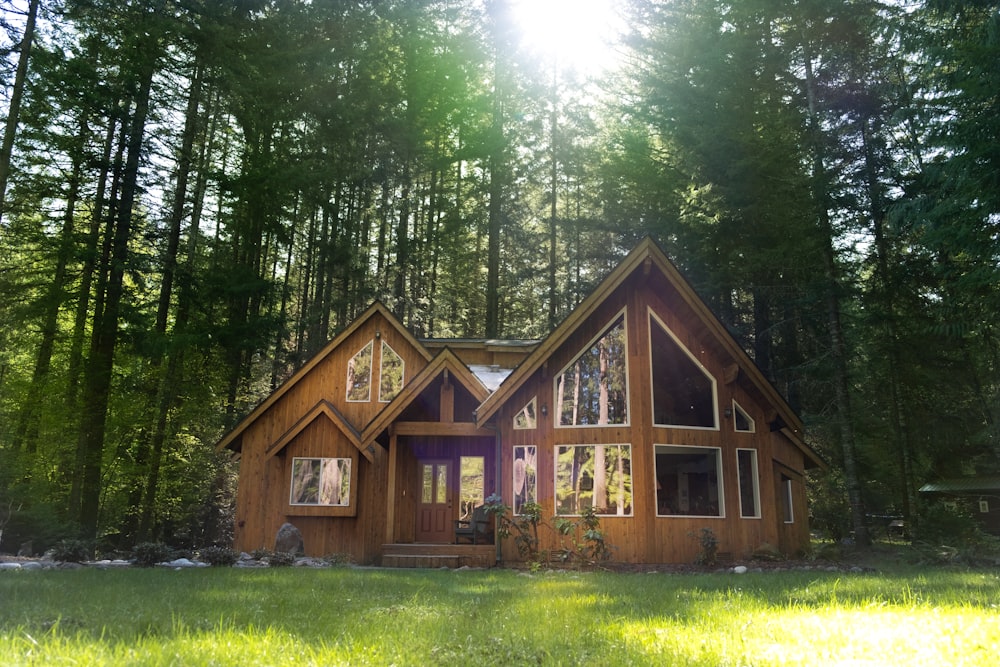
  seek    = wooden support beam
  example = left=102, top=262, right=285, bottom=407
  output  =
left=386, top=431, right=398, bottom=544
left=393, top=421, right=494, bottom=437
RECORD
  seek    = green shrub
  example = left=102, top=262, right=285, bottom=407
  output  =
left=199, top=545, right=239, bottom=567
left=51, top=538, right=92, bottom=563
left=323, top=553, right=353, bottom=566
left=689, top=527, right=718, bottom=566
left=132, top=542, right=174, bottom=568
left=266, top=550, right=295, bottom=567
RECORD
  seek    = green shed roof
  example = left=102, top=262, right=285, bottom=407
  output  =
left=919, top=476, right=1000, bottom=495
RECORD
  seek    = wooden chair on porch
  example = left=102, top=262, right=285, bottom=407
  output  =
left=454, top=505, right=492, bottom=545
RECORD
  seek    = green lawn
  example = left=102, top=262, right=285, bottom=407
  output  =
left=1, top=565, right=998, bottom=666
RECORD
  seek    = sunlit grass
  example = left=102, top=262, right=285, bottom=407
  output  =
left=1, top=566, right=998, bottom=665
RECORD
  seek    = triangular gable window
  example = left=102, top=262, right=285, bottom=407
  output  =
left=556, top=311, right=628, bottom=426
left=379, top=341, right=404, bottom=402
left=649, top=312, right=717, bottom=428
left=514, top=397, right=537, bottom=430
left=733, top=401, right=754, bottom=432
left=346, top=340, right=374, bottom=402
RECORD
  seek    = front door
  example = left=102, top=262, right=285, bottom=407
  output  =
left=416, top=459, right=452, bottom=543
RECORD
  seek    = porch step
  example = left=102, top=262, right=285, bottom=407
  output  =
left=381, top=543, right=495, bottom=569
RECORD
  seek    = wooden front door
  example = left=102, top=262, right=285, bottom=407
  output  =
left=416, top=459, right=452, bottom=543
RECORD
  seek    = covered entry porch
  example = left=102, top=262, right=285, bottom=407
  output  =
left=381, top=422, right=498, bottom=565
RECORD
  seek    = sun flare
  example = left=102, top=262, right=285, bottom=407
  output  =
left=508, top=0, right=625, bottom=75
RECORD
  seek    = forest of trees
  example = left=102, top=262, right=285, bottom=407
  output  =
left=0, top=0, right=997, bottom=552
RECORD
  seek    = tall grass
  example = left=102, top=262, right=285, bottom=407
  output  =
left=1, top=566, right=998, bottom=665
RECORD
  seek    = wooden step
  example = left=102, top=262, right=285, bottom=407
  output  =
left=380, top=543, right=495, bottom=569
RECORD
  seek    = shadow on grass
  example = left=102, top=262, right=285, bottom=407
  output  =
left=2, top=565, right=998, bottom=664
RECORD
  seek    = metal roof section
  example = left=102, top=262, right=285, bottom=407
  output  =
left=468, top=364, right=515, bottom=392
left=919, top=476, right=1000, bottom=495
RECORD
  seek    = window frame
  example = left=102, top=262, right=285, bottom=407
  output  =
left=654, top=444, right=725, bottom=518
left=378, top=340, right=404, bottom=403
left=512, top=445, right=537, bottom=515
left=554, top=443, right=633, bottom=517
left=288, top=456, right=352, bottom=507
left=513, top=397, right=538, bottom=430
left=346, top=340, right=374, bottom=403
left=781, top=475, right=795, bottom=523
left=736, top=448, right=761, bottom=519
left=648, top=310, right=719, bottom=431
left=732, top=400, right=755, bottom=432
left=553, top=309, right=630, bottom=428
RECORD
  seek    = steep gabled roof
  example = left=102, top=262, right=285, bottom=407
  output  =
left=216, top=301, right=431, bottom=453
left=475, top=237, right=823, bottom=469
left=361, top=348, right=492, bottom=446
left=265, top=399, right=371, bottom=462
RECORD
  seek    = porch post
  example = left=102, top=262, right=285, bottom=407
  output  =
left=494, top=428, right=502, bottom=565
left=386, top=427, right=398, bottom=545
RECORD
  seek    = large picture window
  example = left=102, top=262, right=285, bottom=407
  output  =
left=655, top=445, right=723, bottom=517
left=555, top=444, right=632, bottom=516
left=346, top=341, right=373, bottom=402
left=513, top=446, right=537, bottom=514
left=737, top=449, right=760, bottom=518
left=556, top=313, right=628, bottom=426
left=650, top=313, right=717, bottom=428
left=290, top=457, right=351, bottom=506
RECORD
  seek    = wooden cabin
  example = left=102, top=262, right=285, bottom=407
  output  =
left=217, top=239, right=824, bottom=566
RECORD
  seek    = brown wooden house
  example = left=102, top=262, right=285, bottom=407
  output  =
left=217, top=239, right=824, bottom=566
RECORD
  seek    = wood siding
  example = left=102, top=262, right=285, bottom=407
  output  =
left=492, top=272, right=812, bottom=565
left=223, top=243, right=816, bottom=566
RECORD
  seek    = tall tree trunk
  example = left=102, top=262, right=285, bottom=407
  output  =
left=861, top=117, right=918, bottom=529
left=0, top=0, right=40, bottom=223
left=801, top=40, right=870, bottom=547
left=68, top=113, right=127, bottom=517
left=76, top=49, right=159, bottom=539
left=13, top=118, right=87, bottom=455
left=125, top=63, right=205, bottom=541
left=548, top=62, right=559, bottom=330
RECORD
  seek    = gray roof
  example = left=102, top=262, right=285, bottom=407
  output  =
left=919, top=476, right=1000, bottom=495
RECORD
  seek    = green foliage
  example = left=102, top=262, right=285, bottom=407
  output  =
left=131, top=542, right=173, bottom=568
left=50, top=538, right=92, bottom=563
left=486, top=495, right=613, bottom=568
left=689, top=527, right=719, bottom=566
left=485, top=495, right=542, bottom=564
left=265, top=550, right=295, bottom=568
left=322, top=553, right=353, bottom=567
left=914, top=502, right=1000, bottom=558
left=198, top=546, right=239, bottom=567
left=553, top=505, right=613, bottom=565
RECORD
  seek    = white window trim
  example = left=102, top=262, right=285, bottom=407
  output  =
left=736, top=448, right=761, bottom=519
left=553, top=308, right=631, bottom=428
left=513, top=396, right=538, bottom=430
left=289, top=456, right=352, bottom=507
left=732, top=400, right=755, bottom=433
left=783, top=477, right=795, bottom=523
left=512, top=445, right=537, bottom=516
left=554, top=443, right=633, bottom=517
left=654, top=444, right=725, bottom=518
left=648, top=309, right=719, bottom=431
